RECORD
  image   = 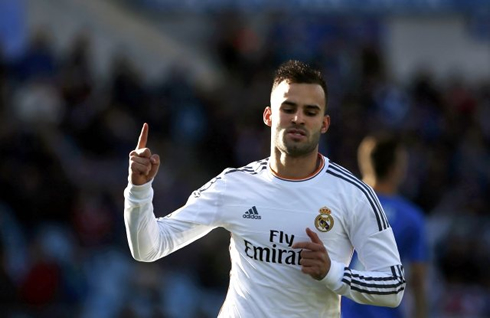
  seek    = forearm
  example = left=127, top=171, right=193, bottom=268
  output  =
left=124, top=181, right=164, bottom=261
left=329, top=227, right=406, bottom=307
left=322, top=261, right=405, bottom=307
left=124, top=182, right=213, bottom=261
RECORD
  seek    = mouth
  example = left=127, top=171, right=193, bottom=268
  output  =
left=286, top=128, right=307, bottom=139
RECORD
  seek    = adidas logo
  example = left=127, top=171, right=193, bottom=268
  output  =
left=243, top=206, right=261, bottom=219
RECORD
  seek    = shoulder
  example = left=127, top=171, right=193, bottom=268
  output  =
left=389, top=196, right=426, bottom=222
left=404, top=202, right=426, bottom=228
left=325, top=160, right=391, bottom=231
left=325, top=161, right=371, bottom=195
left=222, top=158, right=269, bottom=178
left=192, top=158, right=269, bottom=198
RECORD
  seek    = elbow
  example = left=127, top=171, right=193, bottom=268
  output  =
left=368, top=283, right=405, bottom=308
left=131, top=253, right=149, bottom=262
left=384, top=288, right=405, bottom=308
left=129, top=245, right=167, bottom=262
left=128, top=246, right=156, bottom=262
left=129, top=249, right=145, bottom=262
left=385, top=271, right=406, bottom=308
left=131, top=252, right=159, bottom=263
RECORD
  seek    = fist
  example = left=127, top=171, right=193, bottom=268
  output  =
left=128, top=123, right=160, bottom=185
left=292, top=228, right=331, bottom=280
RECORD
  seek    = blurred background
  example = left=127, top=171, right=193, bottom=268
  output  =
left=0, top=0, right=489, bottom=317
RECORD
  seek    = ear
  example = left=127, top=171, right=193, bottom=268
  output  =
left=321, top=115, right=330, bottom=134
left=263, top=106, right=272, bottom=127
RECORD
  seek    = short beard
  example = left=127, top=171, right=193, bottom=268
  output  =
left=275, top=129, right=321, bottom=157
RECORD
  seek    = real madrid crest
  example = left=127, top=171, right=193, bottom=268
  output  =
left=314, top=206, right=334, bottom=232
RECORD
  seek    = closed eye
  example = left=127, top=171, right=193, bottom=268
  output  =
left=305, top=102, right=322, bottom=115
left=281, top=102, right=297, bottom=114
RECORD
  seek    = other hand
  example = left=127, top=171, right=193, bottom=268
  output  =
left=292, top=228, right=331, bottom=280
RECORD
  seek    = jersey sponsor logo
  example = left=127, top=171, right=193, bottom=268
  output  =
left=244, top=240, right=302, bottom=265
left=314, top=206, right=334, bottom=232
left=243, top=230, right=301, bottom=265
left=243, top=206, right=261, bottom=219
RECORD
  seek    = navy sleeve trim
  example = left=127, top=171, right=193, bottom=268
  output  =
left=326, top=162, right=389, bottom=231
left=341, top=265, right=406, bottom=295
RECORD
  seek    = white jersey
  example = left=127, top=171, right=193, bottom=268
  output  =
left=124, top=155, right=405, bottom=317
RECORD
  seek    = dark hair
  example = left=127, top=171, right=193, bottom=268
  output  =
left=272, top=60, right=328, bottom=108
left=368, top=135, right=402, bottom=180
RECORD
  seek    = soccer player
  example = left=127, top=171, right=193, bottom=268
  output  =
left=124, top=60, right=405, bottom=317
left=341, top=134, right=428, bottom=318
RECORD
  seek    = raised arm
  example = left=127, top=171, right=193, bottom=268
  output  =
left=124, top=123, right=216, bottom=262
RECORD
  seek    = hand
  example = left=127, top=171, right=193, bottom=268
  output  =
left=128, top=123, right=160, bottom=185
left=292, top=228, right=331, bottom=280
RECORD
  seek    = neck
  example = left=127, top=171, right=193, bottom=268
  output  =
left=372, top=180, right=397, bottom=196
left=270, top=149, right=321, bottom=179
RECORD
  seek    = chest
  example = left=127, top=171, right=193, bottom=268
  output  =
left=221, top=183, right=352, bottom=261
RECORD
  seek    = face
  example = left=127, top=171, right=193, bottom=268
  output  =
left=263, top=81, right=330, bottom=157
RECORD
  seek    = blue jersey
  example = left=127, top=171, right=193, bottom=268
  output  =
left=341, top=194, right=428, bottom=318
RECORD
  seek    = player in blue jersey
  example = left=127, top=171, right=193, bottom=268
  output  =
left=341, top=134, right=428, bottom=318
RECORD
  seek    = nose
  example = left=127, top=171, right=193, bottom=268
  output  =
left=292, top=110, right=305, bottom=125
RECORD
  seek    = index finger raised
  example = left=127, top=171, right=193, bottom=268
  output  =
left=136, top=123, right=149, bottom=149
